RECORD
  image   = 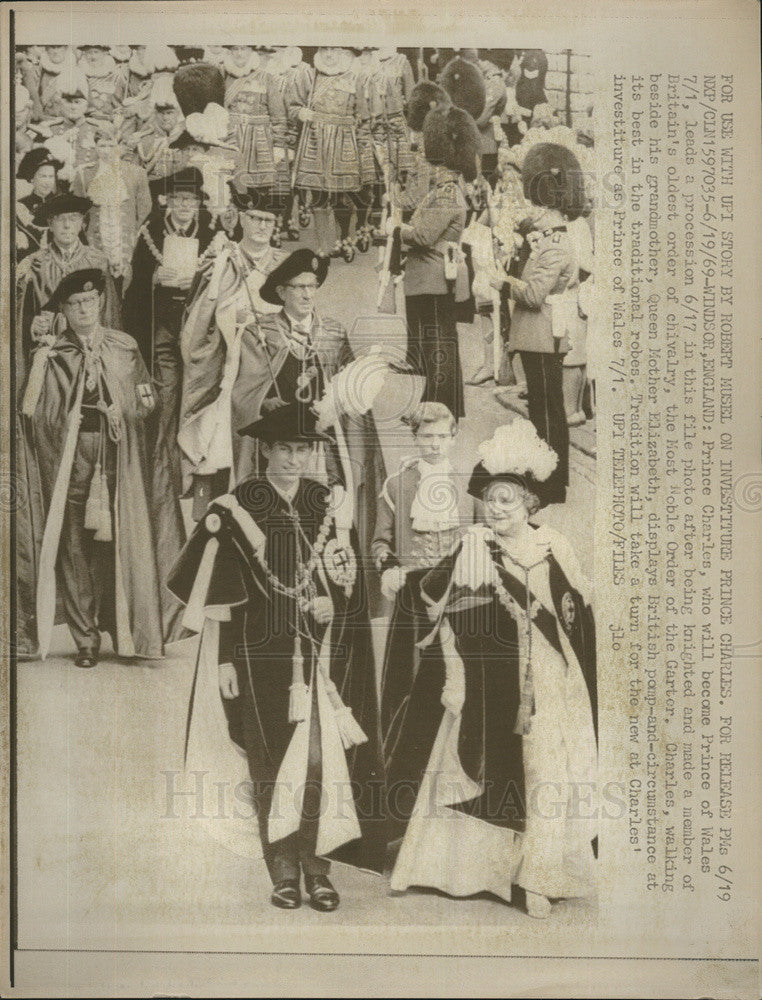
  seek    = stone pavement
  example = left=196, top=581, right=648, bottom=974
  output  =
left=15, top=227, right=597, bottom=949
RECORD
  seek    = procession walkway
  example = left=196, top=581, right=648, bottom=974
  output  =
left=16, top=232, right=596, bottom=949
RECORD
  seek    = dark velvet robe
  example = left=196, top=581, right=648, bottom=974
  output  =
left=20, top=325, right=186, bottom=658
left=386, top=526, right=597, bottom=842
left=167, top=477, right=388, bottom=872
left=14, top=242, right=122, bottom=654
left=180, top=306, right=387, bottom=616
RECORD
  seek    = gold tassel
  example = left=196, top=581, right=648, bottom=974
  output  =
left=93, top=472, right=112, bottom=542
left=84, top=462, right=103, bottom=530
left=333, top=705, right=368, bottom=749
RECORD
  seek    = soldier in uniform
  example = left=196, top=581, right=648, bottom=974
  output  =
left=125, top=79, right=184, bottom=198
left=35, top=44, right=78, bottom=121
left=123, top=166, right=216, bottom=498
left=77, top=44, right=120, bottom=119
left=167, top=400, right=386, bottom=910
left=288, top=46, right=376, bottom=259
left=396, top=106, right=480, bottom=420
left=496, top=142, right=587, bottom=506
left=222, top=48, right=290, bottom=216
left=264, top=45, right=312, bottom=240
left=19, top=268, right=186, bottom=667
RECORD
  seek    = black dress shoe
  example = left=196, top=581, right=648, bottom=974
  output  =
left=270, top=878, right=301, bottom=909
left=74, top=650, right=98, bottom=669
left=304, top=874, right=339, bottom=912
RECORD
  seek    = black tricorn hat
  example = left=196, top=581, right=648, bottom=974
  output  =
left=439, top=56, right=487, bottom=120
left=405, top=81, right=452, bottom=132
left=32, top=191, right=92, bottom=227
left=172, top=61, right=226, bottom=116
left=17, top=146, right=64, bottom=182
left=258, top=248, right=330, bottom=306
left=238, top=400, right=331, bottom=442
left=521, top=142, right=586, bottom=221
left=44, top=267, right=106, bottom=312
left=423, top=106, right=481, bottom=182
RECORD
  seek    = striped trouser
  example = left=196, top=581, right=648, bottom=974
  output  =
left=519, top=351, right=569, bottom=505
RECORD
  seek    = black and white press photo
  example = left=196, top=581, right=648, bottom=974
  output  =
left=9, top=36, right=599, bottom=943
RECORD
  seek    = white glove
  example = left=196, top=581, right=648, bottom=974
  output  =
left=381, top=565, right=407, bottom=601
left=297, top=107, right=314, bottom=123
left=274, top=146, right=287, bottom=164
left=218, top=662, right=239, bottom=699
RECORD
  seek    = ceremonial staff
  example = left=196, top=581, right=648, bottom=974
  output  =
left=376, top=125, right=403, bottom=312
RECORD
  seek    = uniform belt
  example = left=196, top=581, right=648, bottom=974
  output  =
left=311, top=111, right=355, bottom=126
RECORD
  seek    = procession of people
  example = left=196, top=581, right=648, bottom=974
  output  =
left=14, top=43, right=597, bottom=920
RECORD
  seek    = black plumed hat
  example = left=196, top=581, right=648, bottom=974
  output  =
left=44, top=267, right=106, bottom=312
left=405, top=81, right=451, bottom=132
left=258, top=248, right=330, bottom=305
left=521, top=142, right=586, bottom=221
left=439, top=56, right=486, bottom=120
left=238, top=400, right=331, bottom=442
left=32, top=191, right=92, bottom=227
left=422, top=106, right=481, bottom=182
left=17, top=146, right=63, bottom=182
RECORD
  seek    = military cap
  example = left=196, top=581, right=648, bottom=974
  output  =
left=258, top=248, right=330, bottom=305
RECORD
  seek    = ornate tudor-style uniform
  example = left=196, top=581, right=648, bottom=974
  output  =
left=225, top=66, right=290, bottom=194
left=167, top=406, right=387, bottom=885
left=289, top=53, right=376, bottom=196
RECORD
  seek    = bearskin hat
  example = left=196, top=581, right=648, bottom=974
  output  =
left=423, top=106, right=481, bottom=182
left=406, top=81, right=452, bottom=132
left=172, top=61, right=225, bottom=117
left=439, top=56, right=487, bottom=120
left=521, top=142, right=586, bottom=221
left=521, top=49, right=548, bottom=81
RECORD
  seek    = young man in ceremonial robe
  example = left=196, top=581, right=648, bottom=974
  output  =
left=167, top=401, right=386, bottom=911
